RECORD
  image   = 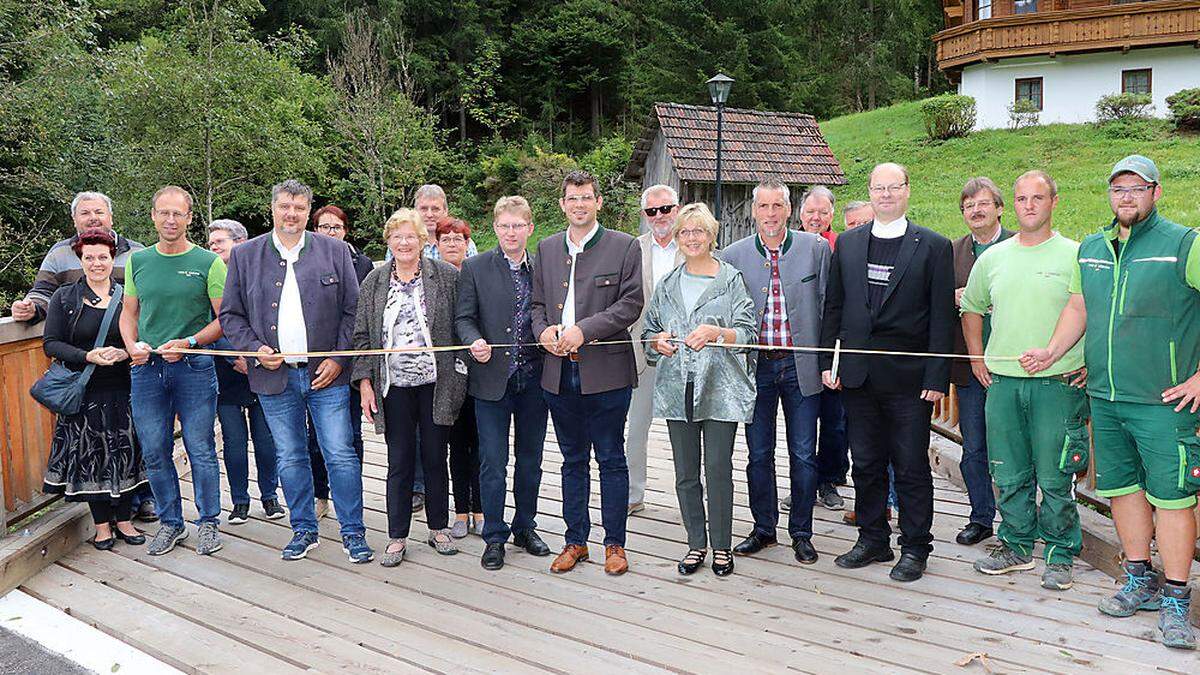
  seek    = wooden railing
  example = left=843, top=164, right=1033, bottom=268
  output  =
left=0, top=318, right=55, bottom=532
left=934, top=0, right=1200, bottom=71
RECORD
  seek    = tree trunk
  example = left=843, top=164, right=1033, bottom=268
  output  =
left=867, top=0, right=876, bottom=110
left=590, top=83, right=601, bottom=138
left=459, top=102, right=467, bottom=144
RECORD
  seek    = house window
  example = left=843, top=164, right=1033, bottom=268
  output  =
left=976, top=0, right=992, bottom=20
left=1015, top=77, right=1044, bottom=111
left=1122, top=69, right=1152, bottom=95
left=1013, top=0, right=1038, bottom=14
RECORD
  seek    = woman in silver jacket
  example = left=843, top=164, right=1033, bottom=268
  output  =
left=642, top=203, right=757, bottom=577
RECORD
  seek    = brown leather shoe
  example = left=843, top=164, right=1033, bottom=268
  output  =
left=550, top=544, right=589, bottom=573
left=843, top=508, right=891, bottom=526
left=604, top=545, right=629, bottom=575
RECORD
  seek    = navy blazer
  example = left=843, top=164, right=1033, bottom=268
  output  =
left=219, top=231, right=360, bottom=396
left=819, top=219, right=955, bottom=393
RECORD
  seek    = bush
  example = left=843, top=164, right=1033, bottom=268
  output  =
left=1095, top=93, right=1153, bottom=124
left=1008, top=99, right=1040, bottom=130
left=1166, top=88, right=1200, bottom=131
left=1097, top=117, right=1169, bottom=141
left=919, top=94, right=976, bottom=140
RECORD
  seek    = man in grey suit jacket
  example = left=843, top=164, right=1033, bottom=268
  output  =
left=719, top=178, right=831, bottom=565
left=626, top=184, right=684, bottom=516
left=219, top=179, right=372, bottom=565
left=531, top=170, right=643, bottom=576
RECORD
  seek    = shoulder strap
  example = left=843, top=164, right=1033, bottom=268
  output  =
left=92, top=283, right=123, bottom=351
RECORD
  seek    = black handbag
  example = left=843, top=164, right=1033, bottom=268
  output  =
left=29, top=284, right=123, bottom=415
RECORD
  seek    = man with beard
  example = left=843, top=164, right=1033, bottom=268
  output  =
left=626, top=184, right=684, bottom=516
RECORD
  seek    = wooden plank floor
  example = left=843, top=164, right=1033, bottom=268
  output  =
left=20, top=419, right=1200, bottom=673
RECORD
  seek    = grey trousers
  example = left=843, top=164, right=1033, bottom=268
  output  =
left=625, top=364, right=657, bottom=506
left=667, top=415, right=737, bottom=551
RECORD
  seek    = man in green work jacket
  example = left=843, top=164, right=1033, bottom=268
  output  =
left=961, top=170, right=1087, bottom=592
left=1022, top=155, right=1199, bottom=650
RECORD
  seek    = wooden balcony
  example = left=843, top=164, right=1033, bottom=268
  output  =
left=935, top=0, right=1200, bottom=71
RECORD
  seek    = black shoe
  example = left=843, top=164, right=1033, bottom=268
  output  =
left=512, top=529, right=551, bottom=557
left=228, top=503, right=250, bottom=525
left=262, top=498, right=286, bottom=520
left=732, top=531, right=777, bottom=556
left=92, top=535, right=115, bottom=551
left=135, top=499, right=158, bottom=523
left=834, top=541, right=895, bottom=569
left=678, top=549, right=707, bottom=575
left=955, top=522, right=993, bottom=546
left=889, top=553, right=927, bottom=582
left=792, top=538, right=818, bottom=564
left=481, top=542, right=506, bottom=570
left=712, top=549, right=735, bottom=577
left=114, top=527, right=145, bottom=545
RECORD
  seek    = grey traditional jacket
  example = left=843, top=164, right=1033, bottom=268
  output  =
left=718, top=229, right=830, bottom=398
left=641, top=260, right=758, bottom=423
left=631, top=231, right=684, bottom=375
left=350, top=257, right=468, bottom=432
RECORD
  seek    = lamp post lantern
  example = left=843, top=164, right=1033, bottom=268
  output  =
left=706, top=73, right=734, bottom=222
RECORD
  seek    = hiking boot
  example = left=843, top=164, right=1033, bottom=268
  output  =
left=262, top=498, right=286, bottom=520
left=147, top=524, right=188, bottom=556
left=342, top=533, right=374, bottom=564
left=1158, top=584, right=1196, bottom=650
left=196, top=522, right=222, bottom=556
left=817, top=483, right=844, bottom=511
left=973, top=545, right=1035, bottom=575
left=1041, top=563, right=1074, bottom=591
left=227, top=503, right=250, bottom=525
left=282, top=531, right=320, bottom=561
left=1098, top=560, right=1161, bottom=617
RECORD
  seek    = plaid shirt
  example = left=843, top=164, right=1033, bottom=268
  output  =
left=759, top=246, right=794, bottom=347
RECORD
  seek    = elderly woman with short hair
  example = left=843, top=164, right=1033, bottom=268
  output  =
left=352, top=208, right=467, bottom=566
left=642, top=203, right=757, bottom=577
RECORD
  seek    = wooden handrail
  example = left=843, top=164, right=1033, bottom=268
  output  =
left=0, top=317, right=54, bottom=532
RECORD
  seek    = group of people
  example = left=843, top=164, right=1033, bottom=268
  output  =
left=12, top=154, right=1197, bottom=650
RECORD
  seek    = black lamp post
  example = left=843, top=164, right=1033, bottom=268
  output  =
left=706, top=73, right=734, bottom=222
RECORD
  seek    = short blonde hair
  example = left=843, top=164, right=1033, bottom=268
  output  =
left=383, top=208, right=428, bottom=247
left=671, top=203, right=719, bottom=252
left=493, top=196, right=532, bottom=224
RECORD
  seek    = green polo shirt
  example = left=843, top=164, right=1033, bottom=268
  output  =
left=125, top=243, right=225, bottom=347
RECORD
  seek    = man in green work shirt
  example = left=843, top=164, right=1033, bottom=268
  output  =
left=961, top=170, right=1087, bottom=591
left=119, top=186, right=227, bottom=558
left=1022, top=155, right=1199, bottom=650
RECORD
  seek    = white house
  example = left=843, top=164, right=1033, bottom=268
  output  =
left=934, top=1, right=1200, bottom=129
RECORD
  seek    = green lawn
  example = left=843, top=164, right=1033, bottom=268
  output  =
left=819, top=100, right=1200, bottom=241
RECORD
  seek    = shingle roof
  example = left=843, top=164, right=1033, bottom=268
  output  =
left=624, top=102, right=846, bottom=186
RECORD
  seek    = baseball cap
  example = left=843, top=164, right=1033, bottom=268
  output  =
left=1108, top=155, right=1160, bottom=184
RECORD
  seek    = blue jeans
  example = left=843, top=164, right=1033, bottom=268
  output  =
left=476, top=368, right=547, bottom=544
left=218, top=398, right=280, bottom=505
left=544, top=362, right=632, bottom=547
left=257, top=369, right=365, bottom=537
left=955, top=375, right=997, bottom=526
left=746, top=357, right=820, bottom=542
left=815, top=388, right=850, bottom=486
left=129, top=355, right=221, bottom=529
left=307, top=386, right=364, bottom=500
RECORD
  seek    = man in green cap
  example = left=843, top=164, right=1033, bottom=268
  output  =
left=962, top=170, right=1087, bottom=591
left=1022, top=154, right=1199, bottom=650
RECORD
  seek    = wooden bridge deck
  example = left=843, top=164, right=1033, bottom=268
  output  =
left=18, top=420, right=1199, bottom=673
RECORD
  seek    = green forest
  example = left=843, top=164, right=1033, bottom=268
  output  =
left=0, top=0, right=947, bottom=306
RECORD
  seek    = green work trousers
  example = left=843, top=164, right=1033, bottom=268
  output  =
left=985, top=375, right=1088, bottom=565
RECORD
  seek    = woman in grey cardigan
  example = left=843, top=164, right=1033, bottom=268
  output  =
left=352, top=208, right=467, bottom=566
left=642, top=203, right=757, bottom=577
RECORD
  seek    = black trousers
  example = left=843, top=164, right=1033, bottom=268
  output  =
left=382, top=384, right=449, bottom=539
left=448, top=395, right=482, bottom=515
left=842, top=382, right=935, bottom=557
left=88, top=494, right=134, bottom=525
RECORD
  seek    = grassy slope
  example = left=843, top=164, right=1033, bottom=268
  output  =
left=819, top=100, right=1200, bottom=241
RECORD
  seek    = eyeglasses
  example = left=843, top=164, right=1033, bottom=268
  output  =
left=960, top=199, right=995, bottom=211
left=317, top=224, right=344, bottom=233
left=868, top=183, right=908, bottom=195
left=495, top=222, right=530, bottom=231
left=439, top=235, right=467, bottom=244
left=1108, top=184, right=1156, bottom=197
left=388, top=234, right=419, bottom=244
left=155, top=210, right=190, bottom=220
left=677, top=228, right=709, bottom=239
left=643, top=204, right=677, bottom=217
left=563, top=194, right=597, bottom=204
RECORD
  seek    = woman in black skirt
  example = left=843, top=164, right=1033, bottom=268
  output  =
left=41, top=228, right=148, bottom=549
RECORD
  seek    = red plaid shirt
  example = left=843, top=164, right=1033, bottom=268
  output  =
left=760, top=247, right=793, bottom=347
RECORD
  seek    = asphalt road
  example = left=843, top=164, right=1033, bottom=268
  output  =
left=0, top=626, right=91, bottom=675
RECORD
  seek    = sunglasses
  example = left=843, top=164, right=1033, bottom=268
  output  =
left=643, top=204, right=677, bottom=217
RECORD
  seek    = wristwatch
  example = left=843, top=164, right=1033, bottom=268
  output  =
left=186, top=335, right=198, bottom=348
left=715, top=331, right=727, bottom=345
